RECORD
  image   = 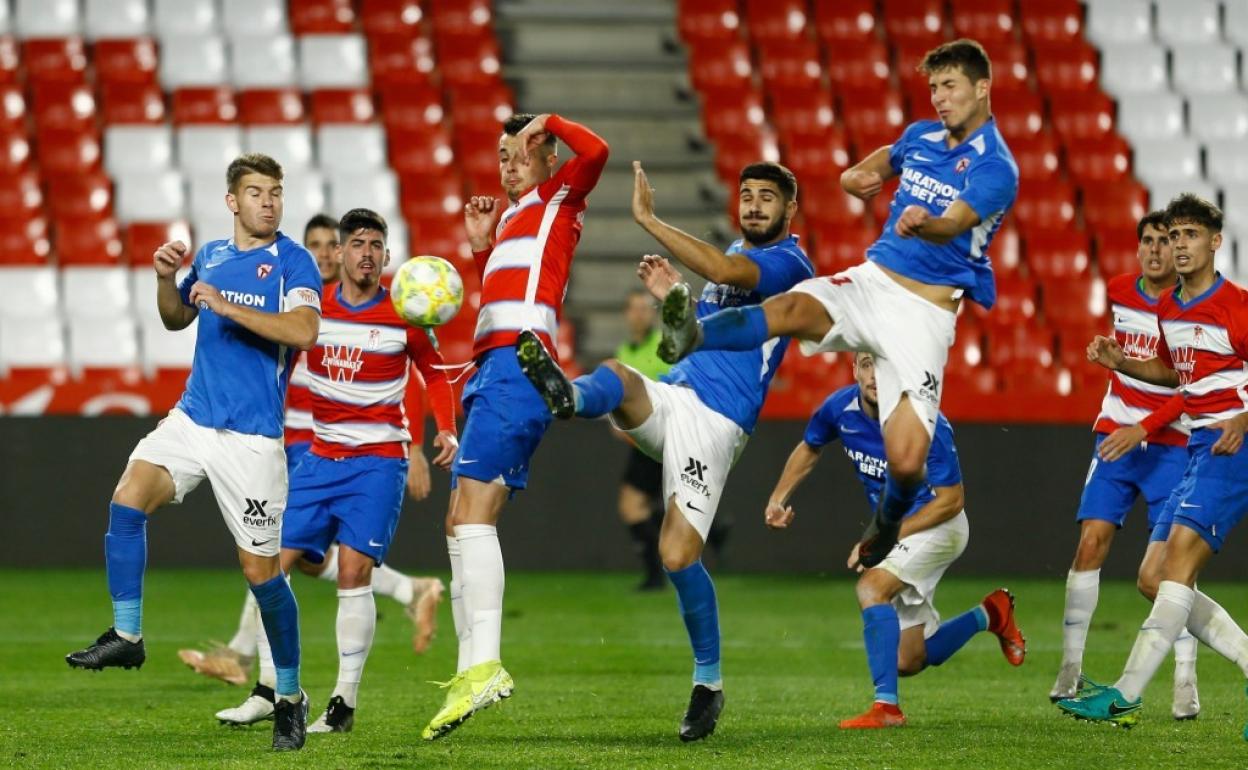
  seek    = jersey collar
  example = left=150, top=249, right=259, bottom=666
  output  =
left=336, top=283, right=388, bottom=312
left=1174, top=272, right=1224, bottom=310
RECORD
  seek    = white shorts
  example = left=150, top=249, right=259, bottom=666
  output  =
left=128, top=408, right=288, bottom=557
left=876, top=511, right=969, bottom=636
left=791, top=261, right=957, bottom=438
left=611, top=377, right=748, bottom=542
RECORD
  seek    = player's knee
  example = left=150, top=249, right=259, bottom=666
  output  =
left=887, top=452, right=926, bottom=484
left=764, top=293, right=804, bottom=332
left=898, top=653, right=927, bottom=677
left=241, top=558, right=281, bottom=586
left=855, top=572, right=894, bottom=609
left=1073, top=526, right=1112, bottom=570
left=659, top=540, right=698, bottom=572
left=1136, top=571, right=1160, bottom=601
left=337, top=562, right=372, bottom=589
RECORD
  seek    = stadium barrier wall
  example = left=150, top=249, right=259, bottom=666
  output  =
left=3, top=416, right=1243, bottom=580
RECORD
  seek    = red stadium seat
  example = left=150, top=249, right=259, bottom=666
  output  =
left=756, top=39, right=823, bottom=91
left=388, top=127, right=455, bottom=175
left=45, top=173, right=112, bottom=220
left=94, top=39, right=158, bottom=86
left=950, top=0, right=1016, bottom=42
left=677, top=0, right=742, bottom=45
left=359, top=0, right=426, bottom=37
left=868, top=178, right=900, bottom=223
left=987, top=221, right=1022, bottom=275
left=1051, top=91, right=1116, bottom=143
left=124, top=222, right=190, bottom=266
left=839, top=89, right=905, bottom=157
left=944, top=365, right=999, bottom=400
left=411, top=215, right=470, bottom=262
left=981, top=40, right=1033, bottom=94
left=948, top=318, right=986, bottom=371
left=972, top=274, right=1037, bottom=328
left=454, top=127, right=502, bottom=183
left=435, top=34, right=503, bottom=90
left=289, top=0, right=356, bottom=34
left=986, top=325, right=1056, bottom=372
left=0, top=37, right=18, bottom=86
left=781, top=129, right=852, bottom=185
left=369, top=34, right=437, bottom=89
left=1012, top=180, right=1077, bottom=231
left=1000, top=366, right=1076, bottom=400
left=0, top=217, right=51, bottom=264
left=237, top=89, right=305, bottom=124
left=1055, top=322, right=1109, bottom=370
left=744, top=0, right=808, bottom=43
left=1095, top=229, right=1142, bottom=277
left=711, top=132, right=779, bottom=185
left=687, top=40, right=754, bottom=92
left=990, top=90, right=1045, bottom=139
left=1066, top=135, right=1131, bottom=185
left=881, top=0, right=947, bottom=46
left=1082, top=183, right=1148, bottom=234
left=0, top=84, right=23, bottom=132
left=0, top=172, right=43, bottom=222
left=447, top=82, right=513, bottom=127
left=808, top=223, right=875, bottom=274
left=35, top=128, right=101, bottom=175
left=701, top=86, right=766, bottom=142
left=1032, top=41, right=1099, bottom=94
left=427, top=0, right=494, bottom=36
left=99, top=83, right=166, bottom=125
left=1007, top=132, right=1062, bottom=184
left=799, top=180, right=868, bottom=228
left=30, top=83, right=95, bottom=131
left=56, top=217, right=124, bottom=265
left=0, top=130, right=31, bottom=174
left=770, top=86, right=837, bottom=144
left=398, top=172, right=463, bottom=221
left=378, top=84, right=445, bottom=129
left=824, top=39, right=891, bottom=92
left=24, top=38, right=88, bottom=86
left=171, top=87, right=238, bottom=124
left=1020, top=0, right=1083, bottom=44
left=310, top=89, right=376, bottom=124
left=812, top=0, right=877, bottom=44
left=1024, top=230, right=1092, bottom=280
left=1041, top=277, right=1108, bottom=331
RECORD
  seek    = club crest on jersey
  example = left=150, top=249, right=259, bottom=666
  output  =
left=257, top=263, right=273, bottom=279
left=322, top=345, right=365, bottom=383
left=955, top=157, right=971, bottom=173
left=1194, top=325, right=1205, bottom=344
left=367, top=328, right=381, bottom=350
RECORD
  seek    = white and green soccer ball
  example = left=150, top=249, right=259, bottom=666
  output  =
left=390, top=255, right=464, bottom=327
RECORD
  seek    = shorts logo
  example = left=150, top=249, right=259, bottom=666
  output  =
left=322, top=344, right=365, bottom=382
left=681, top=458, right=712, bottom=498
left=919, top=371, right=941, bottom=405
left=243, top=498, right=276, bottom=527
left=257, top=263, right=273, bottom=279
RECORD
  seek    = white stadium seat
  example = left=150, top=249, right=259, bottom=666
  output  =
left=1205, top=140, right=1248, bottom=188
left=222, top=0, right=287, bottom=38
left=1116, top=93, right=1184, bottom=142
left=328, top=170, right=400, bottom=224
left=383, top=219, right=409, bottom=266
left=245, top=125, right=313, bottom=170
left=1146, top=178, right=1219, bottom=211
left=1188, top=94, right=1248, bottom=143
left=158, top=35, right=228, bottom=89
left=153, top=0, right=218, bottom=38
left=299, top=34, right=370, bottom=89
left=131, top=266, right=191, bottom=326
left=188, top=171, right=228, bottom=222
left=1171, top=45, right=1239, bottom=95
left=83, top=0, right=149, bottom=40
left=115, top=170, right=186, bottom=223
left=1132, top=137, right=1202, bottom=186
left=317, top=124, right=387, bottom=171
left=141, top=318, right=197, bottom=371
left=62, top=267, right=132, bottom=321
left=1099, top=43, right=1168, bottom=97
left=230, top=34, right=297, bottom=88
left=105, top=125, right=173, bottom=175
left=1228, top=1, right=1248, bottom=48
left=1155, top=0, right=1220, bottom=45
left=1085, top=0, right=1151, bottom=46
left=0, top=266, right=59, bottom=320
left=0, top=317, right=65, bottom=372
left=278, top=169, right=328, bottom=232
left=0, top=1, right=10, bottom=34
left=68, top=316, right=139, bottom=371
left=177, top=126, right=243, bottom=174
left=1222, top=184, right=1248, bottom=227
left=191, top=211, right=238, bottom=248
left=15, top=0, right=78, bottom=37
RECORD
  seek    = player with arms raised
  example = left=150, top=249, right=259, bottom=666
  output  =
left=657, top=39, right=1018, bottom=572
left=421, top=112, right=609, bottom=740
left=66, top=153, right=322, bottom=751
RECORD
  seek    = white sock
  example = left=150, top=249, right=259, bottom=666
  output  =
left=455, top=524, right=504, bottom=668
left=331, top=586, right=375, bottom=709
left=256, top=623, right=276, bottom=689
left=1173, top=629, right=1197, bottom=683
left=447, top=536, right=472, bottom=673
left=372, top=562, right=414, bottom=605
left=228, top=590, right=261, bottom=658
left=1116, top=581, right=1194, bottom=701
left=1061, top=569, right=1100, bottom=666
left=1187, top=588, right=1248, bottom=677
left=317, top=547, right=339, bottom=583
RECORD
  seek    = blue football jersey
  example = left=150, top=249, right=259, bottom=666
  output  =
left=804, top=384, right=962, bottom=518
left=867, top=118, right=1019, bottom=309
left=174, top=232, right=322, bottom=438
left=662, top=235, right=814, bottom=433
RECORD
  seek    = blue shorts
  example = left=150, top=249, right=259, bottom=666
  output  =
left=281, top=452, right=407, bottom=566
left=451, top=346, right=553, bottom=491
left=285, top=441, right=312, bottom=478
left=1149, top=427, right=1248, bottom=553
left=1075, top=434, right=1187, bottom=531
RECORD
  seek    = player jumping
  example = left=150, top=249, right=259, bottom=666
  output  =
left=766, top=352, right=1024, bottom=728
left=517, top=160, right=814, bottom=740
left=66, top=153, right=322, bottom=751
left=656, top=39, right=1018, bottom=571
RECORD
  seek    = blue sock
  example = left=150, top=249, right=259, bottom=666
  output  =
left=880, top=472, right=924, bottom=525
left=571, top=365, right=624, bottom=418
left=105, top=502, right=147, bottom=637
left=698, top=305, right=771, bottom=352
left=862, top=604, right=900, bottom=705
left=251, top=575, right=301, bottom=696
left=666, top=561, right=721, bottom=686
left=925, top=606, right=988, bottom=666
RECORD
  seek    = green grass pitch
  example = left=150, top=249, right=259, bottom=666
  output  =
left=2, top=569, right=1246, bottom=769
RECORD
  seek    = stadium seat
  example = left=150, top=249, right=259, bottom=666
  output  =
left=756, top=39, right=822, bottom=92
left=0, top=317, right=66, bottom=372
left=811, top=0, right=876, bottom=44
left=1012, top=180, right=1076, bottom=232
left=1085, top=0, right=1151, bottom=46
left=99, top=82, right=166, bottom=125
left=1229, top=1, right=1248, bottom=48
left=769, top=87, right=837, bottom=145
left=318, top=124, right=388, bottom=172
left=1188, top=94, right=1248, bottom=142
left=1115, top=92, right=1184, bottom=143
left=386, top=127, right=455, bottom=175
left=152, top=0, right=218, bottom=38
left=1056, top=324, right=1108, bottom=371
left=1082, top=182, right=1148, bottom=234
left=0, top=38, right=18, bottom=86
left=15, top=0, right=79, bottom=37
left=299, top=34, right=369, bottom=89
left=798, top=180, right=868, bottom=228
left=1099, top=43, right=1168, bottom=97
left=1007, top=132, right=1060, bottom=184
left=37, top=128, right=101, bottom=175
left=0, top=218, right=51, bottom=264
left=23, top=38, right=88, bottom=86
left=158, top=35, right=227, bottom=89
left=222, top=0, right=287, bottom=38
left=289, top=0, right=355, bottom=35
left=1156, top=0, right=1220, bottom=45
left=237, top=89, right=304, bottom=124
left=62, top=266, right=131, bottom=318
left=378, top=84, right=445, bottom=129
left=838, top=88, right=904, bottom=150
left=94, top=38, right=159, bottom=86
left=244, top=125, right=313, bottom=169
left=1043, top=273, right=1108, bottom=326
left=1095, top=229, right=1142, bottom=277
left=1019, top=0, right=1081, bottom=44
left=231, top=34, right=297, bottom=88
left=68, top=315, right=140, bottom=372
left=114, top=170, right=185, bottom=223
left=1032, top=41, right=1099, bottom=94
left=1051, top=91, right=1116, bottom=143
left=310, top=88, right=375, bottom=124
left=30, top=83, right=94, bottom=131
left=823, top=39, right=890, bottom=92
left=1223, top=184, right=1248, bottom=227
left=172, top=87, right=237, bottom=124
left=1147, top=179, right=1219, bottom=210
left=140, top=317, right=196, bottom=371
left=987, top=222, right=1021, bottom=275
left=104, top=125, right=173, bottom=175
left=436, top=33, right=503, bottom=90
left=124, top=221, right=191, bottom=266
left=187, top=171, right=225, bottom=221
left=1065, top=135, right=1131, bottom=185
left=880, top=0, right=946, bottom=46
left=990, top=90, right=1045, bottom=138
left=744, top=0, right=807, bottom=43
left=279, top=169, right=328, bottom=228
left=986, top=325, right=1055, bottom=372
left=701, top=86, right=766, bottom=142
left=0, top=266, right=59, bottom=320
left=781, top=129, right=851, bottom=185
left=678, top=0, right=741, bottom=44
left=948, top=319, right=985, bottom=371
left=327, top=169, right=400, bottom=223
left=56, top=217, right=124, bottom=264
left=687, top=40, right=754, bottom=92
left=83, top=0, right=149, bottom=40
left=368, top=33, right=437, bottom=89
left=45, top=173, right=112, bottom=220
left=1024, top=230, right=1091, bottom=281
left=0, top=172, right=44, bottom=221
left=191, top=209, right=235, bottom=246
left=1131, top=137, right=1201, bottom=187
left=446, top=82, right=511, bottom=127
left=359, top=0, right=426, bottom=37
left=176, top=126, right=243, bottom=174
left=808, top=223, right=875, bottom=275
left=1171, top=45, right=1240, bottom=95
left=398, top=173, right=462, bottom=222
left=949, top=0, right=1015, bottom=42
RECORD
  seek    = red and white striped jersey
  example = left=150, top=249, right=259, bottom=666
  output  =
left=304, top=283, right=456, bottom=459
left=1094, top=273, right=1188, bottom=445
left=284, top=351, right=314, bottom=447
left=471, top=114, right=609, bottom=359
left=1157, top=275, right=1248, bottom=428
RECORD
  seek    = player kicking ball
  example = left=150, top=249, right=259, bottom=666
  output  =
left=766, top=352, right=1024, bottom=728
left=1060, top=194, right=1248, bottom=734
left=517, top=161, right=814, bottom=740
left=65, top=153, right=322, bottom=751
left=212, top=209, right=458, bottom=734
left=656, top=39, right=1018, bottom=573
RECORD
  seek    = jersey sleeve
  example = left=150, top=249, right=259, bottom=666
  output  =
left=407, top=326, right=457, bottom=435
left=925, top=417, right=963, bottom=487
left=404, top=364, right=427, bottom=445
left=957, top=157, right=1019, bottom=223
left=282, top=247, right=323, bottom=314
left=1139, top=393, right=1185, bottom=436
left=802, top=397, right=840, bottom=448
left=539, top=114, right=609, bottom=203
left=745, top=242, right=815, bottom=297
left=176, top=246, right=204, bottom=306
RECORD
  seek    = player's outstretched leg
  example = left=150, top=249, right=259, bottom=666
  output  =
left=248, top=574, right=306, bottom=750
left=840, top=603, right=905, bottom=729
left=179, top=590, right=259, bottom=685
left=658, top=286, right=833, bottom=365
left=666, top=553, right=724, bottom=741
left=67, top=502, right=149, bottom=671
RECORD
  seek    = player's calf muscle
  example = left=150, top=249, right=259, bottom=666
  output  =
left=762, top=293, right=829, bottom=342
left=1072, top=520, right=1114, bottom=570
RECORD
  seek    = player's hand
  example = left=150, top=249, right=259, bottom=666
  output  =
left=514, top=113, right=551, bottom=164
left=843, top=170, right=884, bottom=201
left=847, top=542, right=865, bottom=573
left=188, top=281, right=229, bottom=316
left=632, top=160, right=657, bottom=225
left=1098, top=424, right=1147, bottom=461
left=638, top=254, right=681, bottom=300
left=154, top=240, right=188, bottom=280
left=764, top=501, right=794, bottom=530
left=1211, top=414, right=1248, bottom=455
left=431, top=430, right=458, bottom=470
left=1086, top=335, right=1126, bottom=371
left=464, top=196, right=502, bottom=251
left=894, top=205, right=930, bottom=238
left=407, top=449, right=432, bottom=500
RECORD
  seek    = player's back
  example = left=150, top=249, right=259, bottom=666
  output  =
left=1157, top=275, right=1248, bottom=427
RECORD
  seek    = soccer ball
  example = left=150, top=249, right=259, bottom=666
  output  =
left=390, top=255, right=464, bottom=327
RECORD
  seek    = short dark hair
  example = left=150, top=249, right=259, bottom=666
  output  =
left=1136, top=210, right=1166, bottom=240
left=503, top=113, right=557, bottom=152
left=226, top=152, right=283, bottom=194
left=304, top=213, right=339, bottom=241
left=739, top=162, right=798, bottom=204
left=919, top=38, right=992, bottom=83
left=1164, top=193, right=1223, bottom=234
left=338, top=208, right=388, bottom=242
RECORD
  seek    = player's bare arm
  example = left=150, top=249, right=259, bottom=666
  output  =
left=840, top=145, right=896, bottom=201
left=154, top=240, right=197, bottom=330
left=514, top=113, right=551, bottom=163
left=1087, top=335, right=1180, bottom=388
left=895, top=200, right=980, bottom=245
left=637, top=254, right=682, bottom=302
left=465, top=196, right=502, bottom=252
left=632, top=160, right=762, bottom=288
left=764, top=441, right=822, bottom=531
left=407, top=445, right=432, bottom=501
left=1211, top=412, right=1248, bottom=456
left=188, top=284, right=319, bottom=351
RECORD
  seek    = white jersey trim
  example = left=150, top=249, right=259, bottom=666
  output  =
left=312, top=419, right=410, bottom=446
left=306, top=369, right=406, bottom=406
left=525, top=184, right=571, bottom=305
left=474, top=301, right=558, bottom=338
